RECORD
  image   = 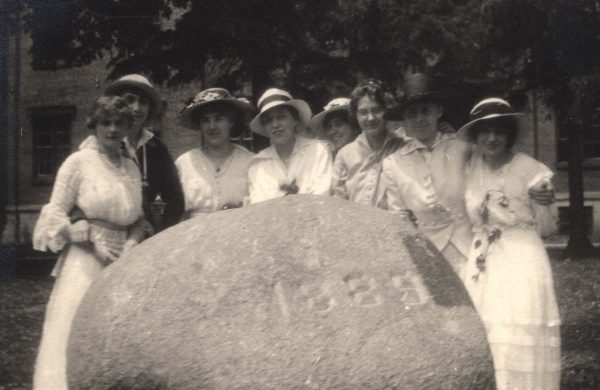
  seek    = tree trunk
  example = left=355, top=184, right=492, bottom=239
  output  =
left=565, top=117, right=596, bottom=259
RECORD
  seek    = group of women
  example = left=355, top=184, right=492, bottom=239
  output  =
left=33, top=73, right=560, bottom=390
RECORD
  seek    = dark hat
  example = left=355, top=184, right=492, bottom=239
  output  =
left=386, top=73, right=448, bottom=120
left=457, top=97, right=527, bottom=144
left=180, top=88, right=255, bottom=129
left=104, top=74, right=162, bottom=121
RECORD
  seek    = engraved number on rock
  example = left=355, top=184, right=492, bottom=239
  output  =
left=299, top=283, right=335, bottom=313
left=391, top=272, right=429, bottom=305
left=343, top=273, right=384, bottom=307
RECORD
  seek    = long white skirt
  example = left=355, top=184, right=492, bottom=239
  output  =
left=33, top=244, right=104, bottom=390
left=465, top=228, right=561, bottom=390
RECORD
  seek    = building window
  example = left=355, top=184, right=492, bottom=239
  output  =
left=31, top=106, right=75, bottom=183
left=557, top=107, right=600, bottom=162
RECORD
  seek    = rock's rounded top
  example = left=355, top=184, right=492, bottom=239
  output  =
left=69, top=195, right=494, bottom=389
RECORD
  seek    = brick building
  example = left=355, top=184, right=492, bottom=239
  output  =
left=2, top=30, right=600, bottom=247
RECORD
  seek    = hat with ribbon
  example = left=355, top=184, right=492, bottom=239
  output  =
left=310, top=97, right=351, bottom=138
left=457, top=97, right=527, bottom=144
left=180, top=88, right=255, bottom=129
left=249, top=88, right=312, bottom=137
left=104, top=74, right=162, bottom=121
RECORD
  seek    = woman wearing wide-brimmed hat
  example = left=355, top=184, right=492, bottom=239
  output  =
left=311, top=97, right=360, bottom=157
left=332, top=80, right=405, bottom=206
left=32, top=96, right=146, bottom=390
left=458, top=98, right=561, bottom=390
left=247, top=88, right=333, bottom=203
left=176, top=88, right=256, bottom=215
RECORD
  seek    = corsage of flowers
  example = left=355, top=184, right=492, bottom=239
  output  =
left=471, top=191, right=511, bottom=282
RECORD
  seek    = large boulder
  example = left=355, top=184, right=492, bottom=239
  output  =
left=68, top=195, right=494, bottom=389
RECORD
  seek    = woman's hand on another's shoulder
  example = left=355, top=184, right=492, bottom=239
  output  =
left=528, top=180, right=555, bottom=206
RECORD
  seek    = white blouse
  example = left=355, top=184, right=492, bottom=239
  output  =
left=33, top=136, right=143, bottom=254
left=381, top=132, right=474, bottom=255
left=465, top=151, right=557, bottom=236
left=175, top=144, right=255, bottom=215
left=248, top=136, right=333, bottom=204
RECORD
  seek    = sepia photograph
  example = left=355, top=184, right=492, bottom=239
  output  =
left=1, top=0, right=599, bottom=389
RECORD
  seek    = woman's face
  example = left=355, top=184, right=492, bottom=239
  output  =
left=95, top=114, right=128, bottom=155
left=356, top=96, right=386, bottom=138
left=403, top=102, right=443, bottom=145
left=324, top=113, right=356, bottom=151
left=476, top=123, right=510, bottom=159
left=261, top=106, right=297, bottom=146
left=197, top=111, right=234, bottom=148
left=120, top=91, right=150, bottom=129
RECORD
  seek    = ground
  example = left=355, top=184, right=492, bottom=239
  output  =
left=0, top=254, right=598, bottom=390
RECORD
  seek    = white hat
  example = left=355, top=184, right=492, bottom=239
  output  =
left=250, top=88, right=312, bottom=137
left=180, top=88, right=255, bottom=129
left=457, top=98, right=527, bottom=145
left=104, top=74, right=161, bottom=120
left=310, top=97, right=351, bottom=138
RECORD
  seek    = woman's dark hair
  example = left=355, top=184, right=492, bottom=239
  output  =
left=192, top=101, right=246, bottom=138
left=469, top=116, right=519, bottom=148
left=323, top=110, right=358, bottom=134
left=349, top=80, right=396, bottom=129
left=86, top=95, right=134, bottom=130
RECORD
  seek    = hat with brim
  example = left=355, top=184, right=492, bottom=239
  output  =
left=310, top=97, right=351, bottom=138
left=457, top=97, right=528, bottom=145
left=250, top=88, right=312, bottom=138
left=385, top=73, right=449, bottom=121
left=180, top=88, right=255, bottom=129
left=104, top=74, right=162, bottom=121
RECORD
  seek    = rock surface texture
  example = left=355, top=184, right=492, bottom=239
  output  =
left=68, top=195, right=494, bottom=389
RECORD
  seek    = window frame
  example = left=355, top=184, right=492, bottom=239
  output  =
left=30, top=105, right=76, bottom=185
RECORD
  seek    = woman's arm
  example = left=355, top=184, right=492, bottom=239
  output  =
left=332, top=153, right=349, bottom=199
left=380, top=159, right=414, bottom=224
left=33, top=154, right=82, bottom=252
left=248, top=161, right=279, bottom=204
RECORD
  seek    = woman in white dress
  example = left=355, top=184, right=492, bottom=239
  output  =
left=247, top=88, right=333, bottom=203
left=458, top=98, right=561, bottom=390
left=32, top=96, right=145, bottom=390
left=177, top=88, right=255, bottom=216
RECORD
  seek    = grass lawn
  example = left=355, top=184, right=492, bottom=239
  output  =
left=0, top=255, right=599, bottom=389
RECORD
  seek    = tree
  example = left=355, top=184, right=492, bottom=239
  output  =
left=23, top=0, right=600, bottom=258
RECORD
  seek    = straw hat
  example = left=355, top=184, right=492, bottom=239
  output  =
left=180, top=88, right=255, bottom=129
left=457, top=97, right=527, bottom=144
left=104, top=74, right=162, bottom=121
left=250, top=88, right=312, bottom=137
left=310, top=97, right=351, bottom=138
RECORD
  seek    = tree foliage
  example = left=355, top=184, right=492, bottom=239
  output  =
left=19, top=0, right=600, bottom=256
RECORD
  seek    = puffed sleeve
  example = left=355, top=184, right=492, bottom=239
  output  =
left=306, top=142, right=333, bottom=196
left=332, top=152, right=349, bottom=200
left=32, top=153, right=82, bottom=253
